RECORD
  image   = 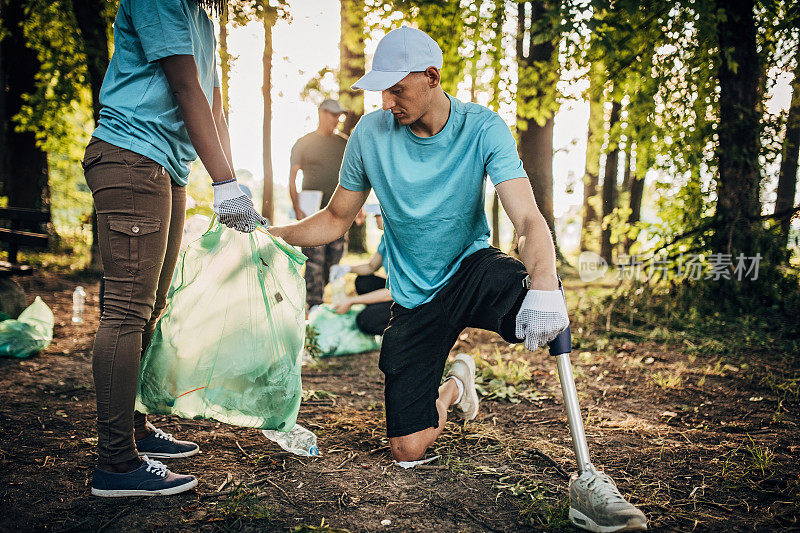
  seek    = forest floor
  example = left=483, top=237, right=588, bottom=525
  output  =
left=1, top=271, right=798, bottom=532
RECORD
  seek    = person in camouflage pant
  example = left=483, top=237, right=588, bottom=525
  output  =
left=302, top=236, right=346, bottom=308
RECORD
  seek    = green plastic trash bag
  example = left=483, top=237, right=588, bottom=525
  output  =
left=0, top=296, right=54, bottom=358
left=308, top=304, right=380, bottom=357
left=136, top=222, right=307, bottom=431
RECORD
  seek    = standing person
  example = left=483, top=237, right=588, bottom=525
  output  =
left=82, top=0, right=264, bottom=497
left=334, top=209, right=392, bottom=335
left=270, top=26, right=646, bottom=532
left=289, top=99, right=349, bottom=311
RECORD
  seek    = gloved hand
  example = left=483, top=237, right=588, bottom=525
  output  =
left=212, top=180, right=267, bottom=233
left=515, top=286, right=569, bottom=350
left=329, top=264, right=351, bottom=281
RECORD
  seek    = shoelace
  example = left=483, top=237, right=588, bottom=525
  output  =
left=143, top=457, right=168, bottom=478
left=585, top=471, right=627, bottom=505
left=152, top=428, right=175, bottom=442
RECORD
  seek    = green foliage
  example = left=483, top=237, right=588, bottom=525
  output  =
left=215, top=482, right=275, bottom=523
left=473, top=349, right=549, bottom=404
left=304, top=324, right=323, bottom=359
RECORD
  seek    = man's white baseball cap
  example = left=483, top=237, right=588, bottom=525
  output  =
left=351, top=26, right=443, bottom=92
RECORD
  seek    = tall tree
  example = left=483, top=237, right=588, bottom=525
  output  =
left=599, top=98, right=621, bottom=262
left=580, top=58, right=604, bottom=252
left=261, top=3, right=277, bottom=223
left=73, top=0, right=111, bottom=270
left=625, top=142, right=646, bottom=254
left=775, top=43, right=800, bottom=244
left=0, top=2, right=7, bottom=197
left=339, top=0, right=364, bottom=137
left=710, top=0, right=762, bottom=258
left=516, top=0, right=562, bottom=255
left=339, top=0, right=367, bottom=253
left=219, top=4, right=231, bottom=122
left=0, top=0, right=50, bottom=216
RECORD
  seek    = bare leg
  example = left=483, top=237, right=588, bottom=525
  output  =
left=389, top=378, right=459, bottom=462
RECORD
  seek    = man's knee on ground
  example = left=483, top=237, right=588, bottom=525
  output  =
left=389, top=435, right=429, bottom=462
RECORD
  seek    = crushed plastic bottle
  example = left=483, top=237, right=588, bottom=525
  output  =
left=72, top=286, right=86, bottom=324
left=262, top=424, right=320, bottom=456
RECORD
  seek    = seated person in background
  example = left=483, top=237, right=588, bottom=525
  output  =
left=334, top=209, right=392, bottom=335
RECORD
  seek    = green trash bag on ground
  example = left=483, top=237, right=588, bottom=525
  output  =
left=136, top=222, right=307, bottom=431
left=0, top=296, right=54, bottom=358
left=308, top=304, right=380, bottom=357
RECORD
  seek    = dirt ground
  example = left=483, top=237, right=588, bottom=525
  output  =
left=0, top=272, right=798, bottom=532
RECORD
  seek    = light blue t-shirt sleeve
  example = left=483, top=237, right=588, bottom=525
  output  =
left=339, top=122, right=371, bottom=192
left=130, top=0, right=195, bottom=63
left=482, top=114, right=527, bottom=186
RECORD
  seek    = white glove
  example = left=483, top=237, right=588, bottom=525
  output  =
left=515, top=288, right=569, bottom=350
left=329, top=264, right=351, bottom=281
left=212, top=180, right=267, bottom=233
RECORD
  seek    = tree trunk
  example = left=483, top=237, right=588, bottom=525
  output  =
left=73, top=0, right=110, bottom=271
left=775, top=45, right=800, bottom=244
left=0, top=0, right=49, bottom=219
left=516, top=0, right=560, bottom=255
left=261, top=6, right=276, bottom=223
left=339, top=0, right=367, bottom=254
left=338, top=0, right=364, bottom=137
left=711, top=0, right=761, bottom=258
left=620, top=146, right=632, bottom=193
left=600, top=99, right=621, bottom=263
left=219, top=4, right=231, bottom=123
left=580, top=59, right=603, bottom=252
left=625, top=142, right=645, bottom=253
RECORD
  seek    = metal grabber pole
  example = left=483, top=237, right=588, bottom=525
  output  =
left=548, top=325, right=593, bottom=474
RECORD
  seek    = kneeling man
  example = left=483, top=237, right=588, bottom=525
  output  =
left=271, top=26, right=646, bottom=533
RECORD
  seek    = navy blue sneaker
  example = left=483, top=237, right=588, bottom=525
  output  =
left=135, top=423, right=199, bottom=459
left=91, top=457, right=198, bottom=497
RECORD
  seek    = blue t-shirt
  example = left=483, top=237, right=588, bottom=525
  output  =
left=93, top=0, right=219, bottom=186
left=339, top=95, right=526, bottom=309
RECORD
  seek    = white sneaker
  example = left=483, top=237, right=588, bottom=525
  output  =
left=569, top=465, right=647, bottom=532
left=446, top=354, right=479, bottom=420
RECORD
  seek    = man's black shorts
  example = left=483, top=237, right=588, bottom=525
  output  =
left=379, top=247, right=528, bottom=438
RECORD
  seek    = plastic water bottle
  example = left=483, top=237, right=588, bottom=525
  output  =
left=331, top=276, right=346, bottom=306
left=329, top=265, right=348, bottom=306
left=72, top=286, right=86, bottom=324
left=262, top=424, right=320, bottom=456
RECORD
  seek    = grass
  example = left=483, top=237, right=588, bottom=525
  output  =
left=214, top=482, right=275, bottom=525
left=760, top=373, right=800, bottom=400
left=746, top=436, right=775, bottom=478
left=302, top=389, right=338, bottom=402
left=492, top=475, right=571, bottom=529
left=651, top=370, right=684, bottom=389
left=470, top=349, right=549, bottom=404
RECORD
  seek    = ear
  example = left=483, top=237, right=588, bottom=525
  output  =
left=424, top=67, right=441, bottom=88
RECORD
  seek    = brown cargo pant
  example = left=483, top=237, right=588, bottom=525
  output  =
left=82, top=137, right=186, bottom=465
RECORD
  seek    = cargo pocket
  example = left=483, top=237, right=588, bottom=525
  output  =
left=107, top=215, right=162, bottom=274
left=81, top=152, right=102, bottom=172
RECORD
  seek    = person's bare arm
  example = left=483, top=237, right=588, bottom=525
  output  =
left=350, top=252, right=384, bottom=276
left=160, top=55, right=233, bottom=183
left=211, top=86, right=234, bottom=172
left=270, top=185, right=369, bottom=246
left=288, top=164, right=306, bottom=219
left=335, top=287, right=391, bottom=314
left=495, top=178, right=558, bottom=290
